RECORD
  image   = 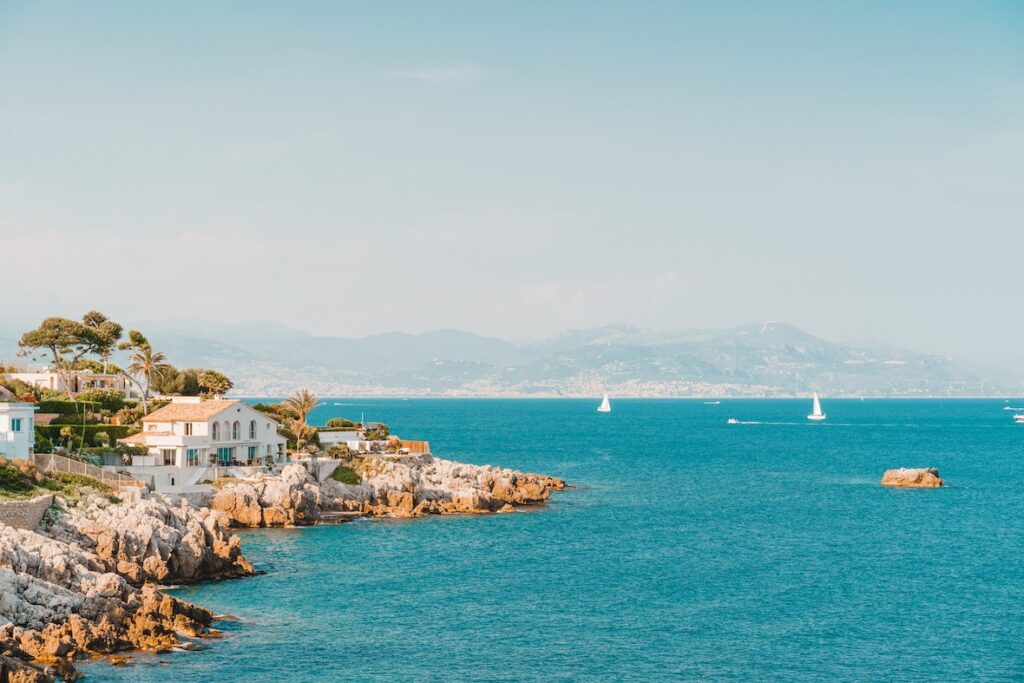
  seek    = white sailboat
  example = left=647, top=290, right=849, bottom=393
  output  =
left=807, top=393, right=826, bottom=421
left=597, top=393, right=611, bottom=413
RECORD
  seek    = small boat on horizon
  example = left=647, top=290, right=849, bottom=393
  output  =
left=597, top=393, right=611, bottom=413
left=704, top=401, right=721, bottom=405
left=727, top=417, right=739, bottom=424
left=1014, top=414, right=1024, bottom=424
left=807, top=393, right=827, bottom=421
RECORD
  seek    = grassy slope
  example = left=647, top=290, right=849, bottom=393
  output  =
left=0, top=459, right=116, bottom=501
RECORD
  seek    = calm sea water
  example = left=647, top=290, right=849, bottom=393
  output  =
left=87, top=399, right=1023, bottom=682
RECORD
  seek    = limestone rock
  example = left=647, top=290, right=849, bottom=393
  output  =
left=0, top=492, right=252, bottom=679
left=49, top=496, right=252, bottom=583
left=211, top=485, right=262, bottom=528
left=881, top=468, right=943, bottom=488
left=211, top=454, right=566, bottom=525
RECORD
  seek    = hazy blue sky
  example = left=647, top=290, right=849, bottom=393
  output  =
left=1, top=1, right=1022, bottom=365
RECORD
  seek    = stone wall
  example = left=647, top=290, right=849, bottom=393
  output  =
left=0, top=494, right=54, bottom=530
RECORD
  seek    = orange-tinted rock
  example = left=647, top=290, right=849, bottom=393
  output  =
left=881, top=468, right=943, bottom=488
left=386, top=491, right=414, bottom=516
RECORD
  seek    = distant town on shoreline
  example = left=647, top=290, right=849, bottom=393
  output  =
left=3, top=317, right=1014, bottom=399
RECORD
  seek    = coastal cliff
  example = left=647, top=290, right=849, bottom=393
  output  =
left=0, top=455, right=566, bottom=679
left=211, top=454, right=567, bottom=527
left=0, top=494, right=253, bottom=681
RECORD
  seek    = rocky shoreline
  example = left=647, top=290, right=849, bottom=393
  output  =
left=0, top=454, right=565, bottom=680
left=210, top=453, right=568, bottom=527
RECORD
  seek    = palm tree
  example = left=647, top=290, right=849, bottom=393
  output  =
left=283, top=388, right=319, bottom=429
left=128, top=344, right=171, bottom=413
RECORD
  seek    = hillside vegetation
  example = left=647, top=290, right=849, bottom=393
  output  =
left=0, top=457, right=116, bottom=502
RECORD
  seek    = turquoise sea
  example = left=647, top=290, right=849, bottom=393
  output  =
left=87, top=399, right=1022, bottom=681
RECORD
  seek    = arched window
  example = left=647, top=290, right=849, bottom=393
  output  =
left=249, top=420, right=257, bottom=439
left=232, top=421, right=240, bottom=440
left=212, top=422, right=220, bottom=440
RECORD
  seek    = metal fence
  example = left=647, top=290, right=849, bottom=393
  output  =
left=32, top=453, right=145, bottom=488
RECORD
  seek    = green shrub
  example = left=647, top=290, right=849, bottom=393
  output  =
left=35, top=425, right=135, bottom=447
left=0, top=460, right=112, bottom=501
left=34, top=434, right=53, bottom=454
left=365, top=424, right=389, bottom=441
left=0, top=378, right=38, bottom=401
left=79, top=445, right=147, bottom=459
left=75, top=388, right=127, bottom=412
left=0, top=464, right=35, bottom=494
left=39, top=388, right=68, bottom=401
left=36, top=400, right=100, bottom=415
left=42, top=471, right=114, bottom=496
left=326, top=444, right=351, bottom=457
left=330, top=465, right=361, bottom=485
left=115, top=406, right=143, bottom=426
left=325, top=417, right=359, bottom=429
left=50, top=413, right=103, bottom=425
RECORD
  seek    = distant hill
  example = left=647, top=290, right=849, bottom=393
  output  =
left=119, top=320, right=1015, bottom=398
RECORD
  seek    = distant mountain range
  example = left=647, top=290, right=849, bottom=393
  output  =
left=1, top=318, right=1015, bottom=397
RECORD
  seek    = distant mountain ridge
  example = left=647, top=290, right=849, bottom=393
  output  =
left=0, top=319, right=1012, bottom=397
left=108, top=319, right=1015, bottom=398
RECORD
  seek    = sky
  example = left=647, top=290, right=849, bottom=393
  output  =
left=1, top=1, right=1022, bottom=366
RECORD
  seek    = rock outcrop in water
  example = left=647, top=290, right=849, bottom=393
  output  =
left=211, top=455, right=567, bottom=526
left=881, top=467, right=943, bottom=488
left=0, top=494, right=254, bottom=680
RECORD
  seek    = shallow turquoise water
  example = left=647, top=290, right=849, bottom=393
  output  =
left=86, top=399, right=1023, bottom=681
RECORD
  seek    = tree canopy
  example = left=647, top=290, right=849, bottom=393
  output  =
left=18, top=316, right=113, bottom=398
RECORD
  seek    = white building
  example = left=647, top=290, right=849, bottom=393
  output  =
left=317, top=430, right=362, bottom=450
left=0, top=402, right=35, bottom=460
left=116, top=397, right=287, bottom=492
left=8, top=369, right=138, bottom=397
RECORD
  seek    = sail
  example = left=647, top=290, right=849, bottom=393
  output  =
left=598, top=394, right=611, bottom=413
left=811, top=393, right=822, bottom=416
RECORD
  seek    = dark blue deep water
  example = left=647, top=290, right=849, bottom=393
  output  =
left=87, top=399, right=1023, bottom=681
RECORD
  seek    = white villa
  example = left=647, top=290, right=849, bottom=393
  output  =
left=0, top=400, right=35, bottom=460
left=7, top=368, right=138, bottom=398
left=116, top=397, right=287, bottom=492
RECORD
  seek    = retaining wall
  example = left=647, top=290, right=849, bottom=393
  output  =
left=0, top=494, right=54, bottom=530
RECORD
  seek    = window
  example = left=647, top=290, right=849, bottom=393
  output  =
left=249, top=420, right=257, bottom=439
left=212, top=423, right=220, bottom=440
left=184, top=422, right=193, bottom=436
left=10, top=419, right=21, bottom=432
left=232, top=421, right=240, bottom=440
left=161, top=449, right=175, bottom=466
left=148, top=424, right=157, bottom=431
left=247, top=446, right=256, bottom=461
left=216, top=447, right=233, bottom=465
left=186, top=449, right=200, bottom=467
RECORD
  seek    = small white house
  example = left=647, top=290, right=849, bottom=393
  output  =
left=317, top=430, right=362, bottom=449
left=115, top=397, right=287, bottom=492
left=8, top=369, right=137, bottom=397
left=0, top=402, right=35, bottom=460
